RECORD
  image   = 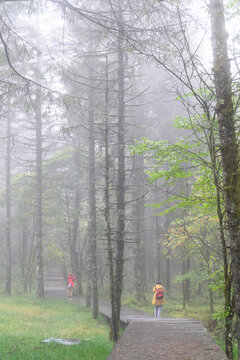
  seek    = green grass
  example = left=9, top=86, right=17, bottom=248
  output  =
left=214, top=337, right=238, bottom=360
left=0, top=295, right=113, bottom=360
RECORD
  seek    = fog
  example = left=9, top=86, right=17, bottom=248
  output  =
left=0, top=0, right=239, bottom=353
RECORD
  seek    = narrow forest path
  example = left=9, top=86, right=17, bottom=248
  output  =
left=44, top=273, right=227, bottom=360
left=44, top=272, right=66, bottom=299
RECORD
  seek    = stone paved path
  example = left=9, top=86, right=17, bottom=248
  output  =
left=44, top=272, right=66, bottom=299
left=44, top=273, right=228, bottom=360
left=106, top=319, right=227, bottom=360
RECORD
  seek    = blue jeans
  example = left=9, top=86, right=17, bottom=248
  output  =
left=154, top=305, right=162, bottom=319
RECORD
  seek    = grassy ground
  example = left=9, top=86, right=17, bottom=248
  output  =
left=0, top=295, right=113, bottom=360
left=214, top=337, right=238, bottom=360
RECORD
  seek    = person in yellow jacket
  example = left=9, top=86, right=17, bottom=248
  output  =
left=152, top=282, right=165, bottom=319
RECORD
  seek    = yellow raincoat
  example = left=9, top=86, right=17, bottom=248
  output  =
left=152, top=284, right=165, bottom=306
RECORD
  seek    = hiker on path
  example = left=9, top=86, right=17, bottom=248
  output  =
left=152, top=281, right=164, bottom=319
left=67, top=272, right=76, bottom=300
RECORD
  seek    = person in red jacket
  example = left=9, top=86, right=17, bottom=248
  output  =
left=67, top=272, right=76, bottom=300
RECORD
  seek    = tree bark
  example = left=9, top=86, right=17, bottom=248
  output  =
left=5, top=104, right=11, bottom=296
left=154, top=188, right=162, bottom=282
left=210, top=127, right=233, bottom=357
left=210, top=0, right=240, bottom=356
left=35, top=81, right=44, bottom=299
left=182, top=259, right=186, bottom=309
left=71, top=186, right=83, bottom=296
left=104, top=55, right=118, bottom=341
left=88, top=83, right=98, bottom=319
left=18, top=202, right=28, bottom=293
left=115, top=0, right=126, bottom=336
left=34, top=7, right=44, bottom=299
left=133, top=154, right=146, bottom=303
left=185, top=255, right=190, bottom=301
left=164, top=200, right=171, bottom=296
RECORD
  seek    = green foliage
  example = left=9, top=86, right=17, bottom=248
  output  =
left=176, top=87, right=215, bottom=104
left=44, top=243, right=65, bottom=265
left=226, top=0, right=240, bottom=12
left=209, top=269, right=225, bottom=294
left=174, top=115, right=204, bottom=132
left=132, top=116, right=219, bottom=215
left=212, top=306, right=231, bottom=320
left=174, top=270, right=203, bottom=285
left=0, top=295, right=113, bottom=360
left=132, top=108, right=226, bottom=315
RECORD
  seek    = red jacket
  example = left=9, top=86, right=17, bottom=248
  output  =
left=67, top=274, right=76, bottom=287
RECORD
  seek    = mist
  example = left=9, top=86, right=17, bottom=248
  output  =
left=0, top=0, right=239, bottom=358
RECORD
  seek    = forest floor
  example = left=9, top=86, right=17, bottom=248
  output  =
left=45, top=273, right=228, bottom=360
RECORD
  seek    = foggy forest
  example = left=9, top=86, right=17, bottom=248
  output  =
left=0, top=0, right=240, bottom=359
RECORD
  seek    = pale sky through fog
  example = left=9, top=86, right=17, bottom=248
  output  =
left=15, top=0, right=239, bottom=91
left=18, top=1, right=212, bottom=63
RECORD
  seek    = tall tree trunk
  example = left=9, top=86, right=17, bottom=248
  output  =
left=207, top=262, right=214, bottom=314
left=35, top=7, right=44, bottom=299
left=133, top=154, right=146, bottom=303
left=5, top=105, right=11, bottom=296
left=185, top=255, right=191, bottom=301
left=181, top=251, right=190, bottom=308
left=88, top=84, right=98, bottom=319
left=85, top=239, right=92, bottom=308
left=35, top=81, right=44, bottom=299
left=65, top=189, right=82, bottom=294
left=210, top=0, right=239, bottom=356
left=155, top=188, right=162, bottom=282
left=210, top=129, right=233, bottom=358
left=104, top=55, right=118, bottom=341
left=70, top=147, right=83, bottom=295
left=71, top=186, right=83, bottom=296
left=165, top=244, right=171, bottom=296
left=164, top=198, right=171, bottom=296
left=18, top=202, right=28, bottom=293
left=182, top=258, right=186, bottom=309
left=115, top=0, right=125, bottom=336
